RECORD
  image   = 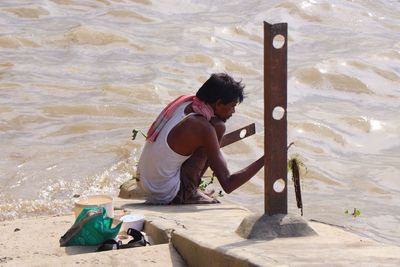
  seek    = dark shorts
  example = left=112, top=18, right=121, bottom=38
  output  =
left=170, top=169, right=197, bottom=204
left=169, top=144, right=210, bottom=204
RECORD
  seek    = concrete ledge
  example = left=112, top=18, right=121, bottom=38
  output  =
left=1, top=199, right=400, bottom=266
left=118, top=200, right=400, bottom=267
left=166, top=213, right=400, bottom=267
left=172, top=232, right=256, bottom=267
left=143, top=220, right=171, bottom=245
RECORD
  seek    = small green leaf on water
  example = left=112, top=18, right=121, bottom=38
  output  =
left=346, top=208, right=361, bottom=217
left=132, top=129, right=147, bottom=140
left=352, top=208, right=361, bottom=217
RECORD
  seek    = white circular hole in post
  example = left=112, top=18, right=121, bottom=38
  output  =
left=239, top=129, right=247, bottom=139
left=273, top=178, right=286, bottom=193
left=273, top=34, right=285, bottom=49
left=272, top=106, right=285, bottom=120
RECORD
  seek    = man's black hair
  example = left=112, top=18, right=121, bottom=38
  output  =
left=196, top=73, right=245, bottom=105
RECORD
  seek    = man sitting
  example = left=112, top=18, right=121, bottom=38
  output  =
left=138, top=73, right=264, bottom=204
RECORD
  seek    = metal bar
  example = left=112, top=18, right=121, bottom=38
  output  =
left=264, top=21, right=288, bottom=215
left=220, top=123, right=256, bottom=148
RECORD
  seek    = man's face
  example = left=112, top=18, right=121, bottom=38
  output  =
left=214, top=100, right=238, bottom=122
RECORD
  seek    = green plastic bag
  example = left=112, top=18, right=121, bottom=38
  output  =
left=60, top=207, right=122, bottom=247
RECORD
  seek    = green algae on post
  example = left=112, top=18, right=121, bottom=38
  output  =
left=288, top=153, right=307, bottom=216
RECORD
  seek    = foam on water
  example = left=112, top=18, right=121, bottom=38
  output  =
left=0, top=0, right=399, bottom=245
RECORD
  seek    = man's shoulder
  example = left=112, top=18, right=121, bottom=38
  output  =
left=184, top=114, right=210, bottom=125
left=183, top=114, right=215, bottom=133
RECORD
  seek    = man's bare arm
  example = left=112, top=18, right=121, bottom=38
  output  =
left=221, top=155, right=264, bottom=193
left=203, top=123, right=264, bottom=194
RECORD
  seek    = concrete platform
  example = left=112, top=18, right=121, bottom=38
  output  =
left=1, top=198, right=399, bottom=266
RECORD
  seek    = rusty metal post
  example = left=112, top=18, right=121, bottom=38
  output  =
left=264, top=21, right=288, bottom=215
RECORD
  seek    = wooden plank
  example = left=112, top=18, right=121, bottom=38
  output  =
left=220, top=123, right=256, bottom=148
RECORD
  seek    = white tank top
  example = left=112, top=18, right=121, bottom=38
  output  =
left=138, top=102, right=193, bottom=203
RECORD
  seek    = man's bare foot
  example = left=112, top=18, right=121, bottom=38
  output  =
left=203, top=188, right=215, bottom=197
left=182, top=189, right=220, bottom=204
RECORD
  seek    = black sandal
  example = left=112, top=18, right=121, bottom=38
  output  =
left=96, top=239, right=122, bottom=251
left=97, top=228, right=150, bottom=251
left=119, top=228, right=150, bottom=249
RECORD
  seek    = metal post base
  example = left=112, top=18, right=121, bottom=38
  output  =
left=236, top=213, right=317, bottom=240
